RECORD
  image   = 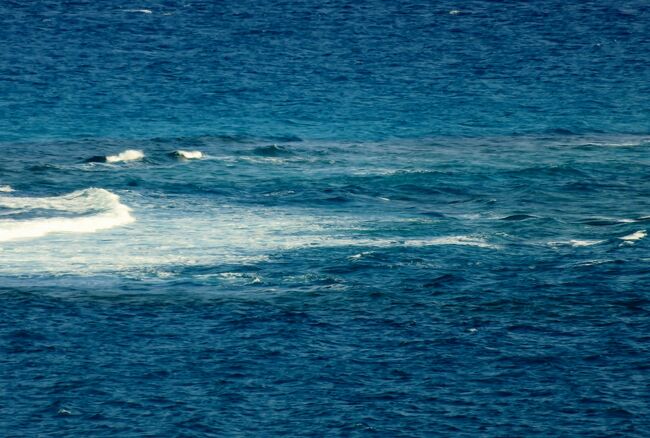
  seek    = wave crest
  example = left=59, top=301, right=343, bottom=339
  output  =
left=0, top=188, right=134, bottom=242
left=620, top=230, right=646, bottom=241
left=173, top=150, right=203, bottom=159
left=106, top=149, right=144, bottom=163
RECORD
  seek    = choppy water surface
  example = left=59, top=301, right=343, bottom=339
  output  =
left=1, top=1, right=649, bottom=436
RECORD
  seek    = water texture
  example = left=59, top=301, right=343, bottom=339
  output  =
left=1, top=1, right=649, bottom=436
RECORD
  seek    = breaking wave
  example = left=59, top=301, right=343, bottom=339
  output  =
left=87, top=150, right=145, bottom=163
left=106, top=150, right=144, bottom=163
left=620, top=230, right=646, bottom=241
left=173, top=150, right=203, bottom=159
left=0, top=188, right=134, bottom=242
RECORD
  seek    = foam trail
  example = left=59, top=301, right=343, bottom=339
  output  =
left=0, top=188, right=134, bottom=242
left=620, top=230, right=646, bottom=241
left=569, top=239, right=604, bottom=247
left=549, top=239, right=604, bottom=247
left=174, top=150, right=203, bottom=159
left=106, top=149, right=144, bottom=163
left=589, top=139, right=650, bottom=147
left=402, top=236, right=495, bottom=248
left=0, top=185, right=14, bottom=192
left=327, top=235, right=496, bottom=249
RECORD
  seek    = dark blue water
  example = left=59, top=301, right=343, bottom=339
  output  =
left=1, top=1, right=649, bottom=436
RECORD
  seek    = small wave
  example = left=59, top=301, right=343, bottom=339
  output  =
left=546, top=128, right=577, bottom=136
left=500, top=214, right=537, bottom=221
left=574, top=259, right=616, bottom=267
left=87, top=150, right=144, bottom=163
left=252, top=144, right=293, bottom=157
left=0, top=185, right=14, bottom=192
left=106, top=150, right=144, bottom=163
left=239, top=156, right=291, bottom=165
left=332, top=235, right=496, bottom=249
left=125, top=9, right=152, bottom=14
left=581, top=217, right=634, bottom=226
left=570, top=239, right=604, bottom=247
left=565, top=135, right=650, bottom=149
left=404, top=236, right=496, bottom=248
left=548, top=239, right=604, bottom=247
left=620, top=230, right=646, bottom=241
left=0, top=188, right=134, bottom=242
left=173, top=150, right=203, bottom=160
left=586, top=139, right=650, bottom=148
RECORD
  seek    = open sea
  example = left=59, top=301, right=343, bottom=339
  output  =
left=1, top=1, right=649, bottom=436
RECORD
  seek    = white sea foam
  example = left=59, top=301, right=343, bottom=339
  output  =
left=175, top=150, right=203, bottom=159
left=0, top=190, right=495, bottom=276
left=0, top=185, right=14, bottom=192
left=589, top=140, right=650, bottom=147
left=575, top=259, right=614, bottom=267
left=239, top=156, right=292, bottom=165
left=0, top=188, right=134, bottom=242
left=548, top=239, right=604, bottom=247
left=620, top=230, right=646, bottom=241
left=106, top=149, right=144, bottom=163
left=125, top=9, right=152, bottom=14
left=404, top=236, right=494, bottom=248
left=569, top=239, right=604, bottom=247
left=329, top=235, right=496, bottom=249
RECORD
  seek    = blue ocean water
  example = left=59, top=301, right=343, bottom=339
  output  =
left=1, top=1, right=649, bottom=436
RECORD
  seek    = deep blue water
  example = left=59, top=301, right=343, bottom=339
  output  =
left=1, top=1, right=650, bottom=436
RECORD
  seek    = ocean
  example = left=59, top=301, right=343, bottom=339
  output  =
left=1, top=1, right=649, bottom=436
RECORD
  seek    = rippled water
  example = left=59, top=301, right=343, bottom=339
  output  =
left=2, top=1, right=649, bottom=436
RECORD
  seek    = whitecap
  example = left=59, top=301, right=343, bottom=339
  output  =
left=106, top=149, right=144, bottom=163
left=174, top=150, right=203, bottom=159
left=0, top=185, right=14, bottom=192
left=125, top=9, right=152, bottom=14
left=620, top=230, right=646, bottom=241
left=0, top=188, right=134, bottom=242
left=349, top=251, right=374, bottom=260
